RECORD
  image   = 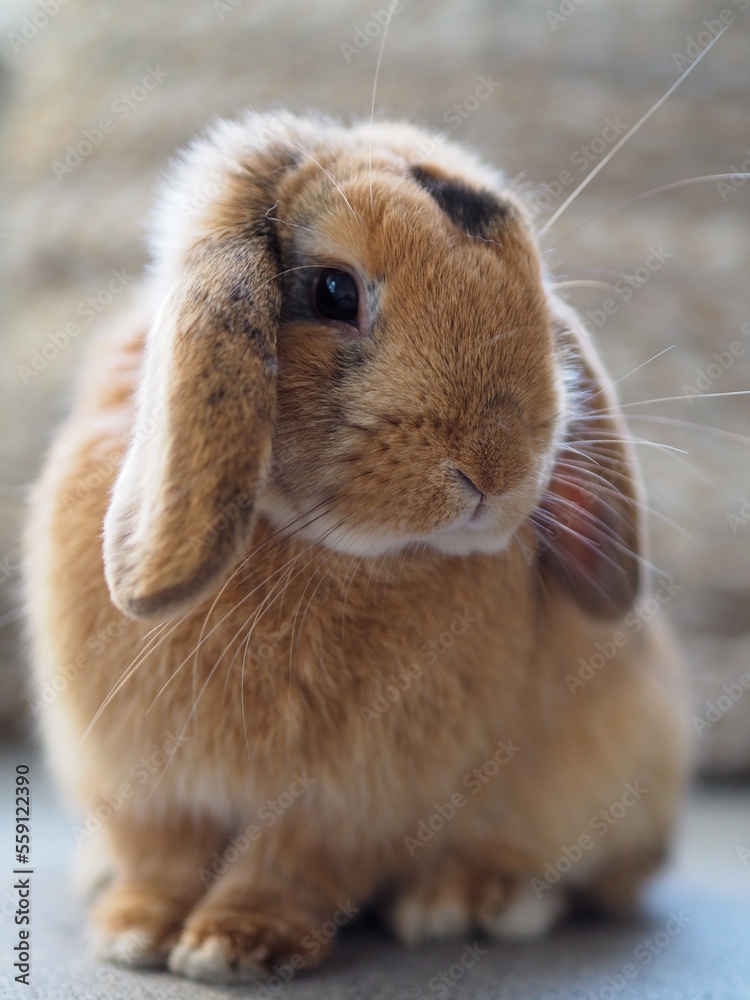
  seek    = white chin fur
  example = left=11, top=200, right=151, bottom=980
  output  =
left=427, top=527, right=514, bottom=556
left=257, top=498, right=515, bottom=559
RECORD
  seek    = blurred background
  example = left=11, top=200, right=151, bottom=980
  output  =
left=1, top=0, right=749, bottom=778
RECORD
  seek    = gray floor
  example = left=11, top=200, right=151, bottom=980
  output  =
left=1, top=743, right=749, bottom=1000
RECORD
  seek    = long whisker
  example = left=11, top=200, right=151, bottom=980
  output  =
left=287, top=541, right=349, bottom=691
left=289, top=141, right=360, bottom=223
left=548, top=464, right=691, bottom=538
left=78, top=614, right=186, bottom=748
left=144, top=503, right=343, bottom=714
left=570, top=411, right=750, bottom=447
left=186, top=492, right=352, bottom=707
left=264, top=206, right=317, bottom=236
left=540, top=24, right=731, bottom=233
left=550, top=279, right=617, bottom=292
left=534, top=494, right=663, bottom=576
left=166, top=517, right=352, bottom=760
left=611, top=345, right=676, bottom=386
left=83, top=495, right=345, bottom=742
left=551, top=266, right=632, bottom=281
left=558, top=173, right=750, bottom=244
left=568, top=435, right=688, bottom=455
left=604, top=389, right=750, bottom=411
left=532, top=504, right=635, bottom=580
left=531, top=512, right=632, bottom=610
left=560, top=433, right=710, bottom=482
left=368, top=3, right=394, bottom=207
left=618, top=413, right=750, bottom=447
left=222, top=545, right=311, bottom=692
left=221, top=542, right=323, bottom=757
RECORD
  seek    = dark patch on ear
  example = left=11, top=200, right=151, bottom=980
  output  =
left=411, top=166, right=511, bottom=238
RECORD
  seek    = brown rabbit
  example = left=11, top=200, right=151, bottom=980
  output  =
left=24, top=112, right=688, bottom=982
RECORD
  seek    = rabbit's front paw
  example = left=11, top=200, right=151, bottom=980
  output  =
left=169, top=906, right=329, bottom=982
left=386, top=860, right=565, bottom=945
left=91, top=882, right=188, bottom=969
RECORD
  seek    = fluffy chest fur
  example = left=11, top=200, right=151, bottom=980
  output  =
left=63, top=515, right=538, bottom=830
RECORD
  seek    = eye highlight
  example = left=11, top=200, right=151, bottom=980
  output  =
left=312, top=268, right=360, bottom=326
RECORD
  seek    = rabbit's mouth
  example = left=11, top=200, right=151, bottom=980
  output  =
left=255, top=480, right=522, bottom=560
left=468, top=496, right=491, bottom=526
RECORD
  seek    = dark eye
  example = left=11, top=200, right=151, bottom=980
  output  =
left=312, top=269, right=359, bottom=326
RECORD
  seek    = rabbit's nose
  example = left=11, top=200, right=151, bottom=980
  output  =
left=453, top=418, right=532, bottom=497
left=455, top=468, right=483, bottom=496
left=454, top=460, right=506, bottom=498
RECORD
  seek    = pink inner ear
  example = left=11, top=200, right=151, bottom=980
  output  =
left=536, top=462, right=640, bottom=618
left=539, top=473, right=599, bottom=571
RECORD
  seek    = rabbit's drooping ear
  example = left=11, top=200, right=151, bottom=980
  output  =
left=103, top=224, right=282, bottom=620
left=537, top=300, right=643, bottom=620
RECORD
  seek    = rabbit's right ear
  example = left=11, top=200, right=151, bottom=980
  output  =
left=103, top=125, right=292, bottom=620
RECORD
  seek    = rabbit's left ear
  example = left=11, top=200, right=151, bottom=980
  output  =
left=103, top=227, right=282, bottom=620
left=536, top=300, right=643, bottom=619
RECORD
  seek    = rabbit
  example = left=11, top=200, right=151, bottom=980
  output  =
left=24, top=111, right=689, bottom=982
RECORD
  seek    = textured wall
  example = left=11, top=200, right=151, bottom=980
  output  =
left=1, top=0, right=748, bottom=770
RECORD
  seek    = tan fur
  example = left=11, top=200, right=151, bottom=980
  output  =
left=24, top=113, right=689, bottom=981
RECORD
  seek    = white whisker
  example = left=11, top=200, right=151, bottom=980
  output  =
left=290, top=141, right=360, bottom=223
left=559, top=174, right=750, bottom=244
left=611, top=345, right=677, bottom=386
left=541, top=24, right=732, bottom=232
left=368, top=4, right=394, bottom=207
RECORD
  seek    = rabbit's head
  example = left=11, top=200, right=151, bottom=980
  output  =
left=103, top=112, right=641, bottom=621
